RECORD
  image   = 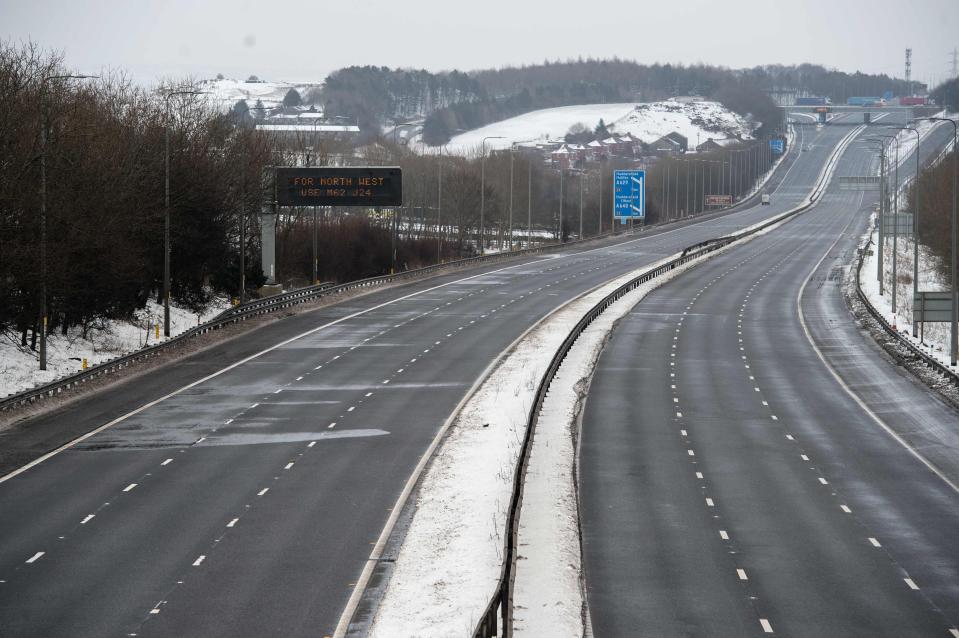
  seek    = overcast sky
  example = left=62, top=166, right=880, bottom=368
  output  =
left=2, top=0, right=957, bottom=88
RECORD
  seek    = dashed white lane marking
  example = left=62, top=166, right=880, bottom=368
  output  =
left=224, top=419, right=233, bottom=425
left=296, top=376, right=304, bottom=381
left=687, top=449, right=695, bottom=456
left=771, top=415, right=778, bottom=421
left=801, top=454, right=810, bottom=461
left=195, top=437, right=206, bottom=444
left=314, top=365, right=323, bottom=370
left=719, top=530, right=729, bottom=540
left=680, top=429, right=688, bottom=437
left=705, top=498, right=715, bottom=507
left=227, top=518, right=239, bottom=528
left=365, top=392, right=373, bottom=397
left=760, top=618, right=774, bottom=633
left=161, top=459, right=173, bottom=466
left=26, top=552, right=44, bottom=564
left=948, top=628, right=959, bottom=638
left=81, top=514, right=95, bottom=524
left=840, top=504, right=852, bottom=513
left=257, top=488, right=269, bottom=496
left=249, top=403, right=259, bottom=409
left=284, top=462, right=294, bottom=470
left=868, top=537, right=881, bottom=547
left=673, top=397, right=679, bottom=403
left=382, top=379, right=390, bottom=384
left=818, top=478, right=829, bottom=485
left=737, top=568, right=748, bottom=581
left=274, top=389, right=283, bottom=394
left=308, top=441, right=316, bottom=448
left=149, top=608, right=161, bottom=615
left=696, top=472, right=704, bottom=480
left=328, top=422, right=337, bottom=429
left=123, top=483, right=137, bottom=492
left=785, top=434, right=794, bottom=441
left=347, top=406, right=356, bottom=412
left=904, top=578, right=919, bottom=590
left=192, top=555, right=206, bottom=567
left=332, top=355, right=341, bottom=361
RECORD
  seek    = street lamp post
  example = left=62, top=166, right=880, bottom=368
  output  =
left=579, top=170, right=584, bottom=238
left=437, top=146, right=443, bottom=262
left=508, top=145, right=515, bottom=250
left=164, top=88, right=207, bottom=337
left=528, top=157, right=533, bottom=248
left=921, top=117, right=958, bottom=365
left=480, top=136, right=504, bottom=254
left=885, top=125, right=922, bottom=336
left=871, top=134, right=898, bottom=299
left=866, top=137, right=891, bottom=295
left=37, top=73, right=98, bottom=371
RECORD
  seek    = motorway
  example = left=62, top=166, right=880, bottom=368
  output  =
left=579, top=116, right=959, bottom=636
left=0, top=116, right=902, bottom=637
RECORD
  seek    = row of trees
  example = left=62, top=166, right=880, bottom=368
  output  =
left=0, top=43, right=272, bottom=348
left=911, top=148, right=958, bottom=282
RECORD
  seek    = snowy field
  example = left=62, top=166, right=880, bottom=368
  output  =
left=197, top=76, right=320, bottom=111
left=0, top=297, right=230, bottom=400
left=438, top=99, right=752, bottom=155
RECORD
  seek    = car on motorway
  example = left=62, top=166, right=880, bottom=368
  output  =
left=761, top=193, right=771, bottom=205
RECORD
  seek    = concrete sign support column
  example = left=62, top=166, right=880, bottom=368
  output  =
left=261, top=205, right=277, bottom=285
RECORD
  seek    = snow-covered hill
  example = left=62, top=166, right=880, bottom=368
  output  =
left=438, top=99, right=753, bottom=155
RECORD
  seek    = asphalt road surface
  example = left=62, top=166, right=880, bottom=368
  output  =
left=579, top=117, right=959, bottom=636
left=0, top=116, right=902, bottom=637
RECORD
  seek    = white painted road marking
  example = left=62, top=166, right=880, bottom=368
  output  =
left=81, top=514, right=95, bottom=524
left=26, top=552, right=45, bottom=564
left=760, top=618, right=774, bottom=633
left=227, top=518, right=239, bottom=528
left=840, top=504, right=852, bottom=513
left=192, top=555, right=205, bottom=567
left=868, top=537, right=881, bottom=547
left=161, top=458, right=172, bottom=466
left=737, top=569, right=748, bottom=580
left=123, top=483, right=137, bottom=492
left=257, top=488, right=269, bottom=497
left=719, top=530, right=729, bottom=540
left=904, top=578, right=919, bottom=590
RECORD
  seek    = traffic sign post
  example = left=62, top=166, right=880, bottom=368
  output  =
left=769, top=138, right=785, bottom=155
left=613, top=170, right=645, bottom=220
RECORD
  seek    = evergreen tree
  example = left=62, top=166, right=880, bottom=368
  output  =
left=283, top=88, right=303, bottom=107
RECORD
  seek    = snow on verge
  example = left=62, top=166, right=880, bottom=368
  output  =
left=0, top=298, right=230, bottom=399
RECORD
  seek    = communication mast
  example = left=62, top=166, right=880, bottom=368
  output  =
left=952, top=48, right=959, bottom=80
left=905, top=48, right=912, bottom=96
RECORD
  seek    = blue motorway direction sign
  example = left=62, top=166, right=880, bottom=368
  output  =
left=613, top=170, right=645, bottom=219
left=769, top=138, right=785, bottom=154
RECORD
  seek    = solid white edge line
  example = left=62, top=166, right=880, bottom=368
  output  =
left=795, top=170, right=959, bottom=495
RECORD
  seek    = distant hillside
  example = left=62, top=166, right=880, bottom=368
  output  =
left=308, top=59, right=918, bottom=145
